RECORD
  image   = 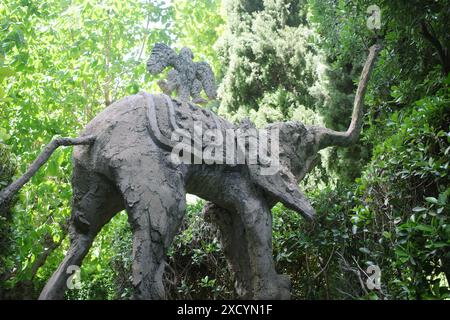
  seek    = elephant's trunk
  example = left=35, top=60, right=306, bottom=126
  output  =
left=313, top=44, right=381, bottom=150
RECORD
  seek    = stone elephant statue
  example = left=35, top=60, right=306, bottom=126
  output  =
left=38, top=45, right=380, bottom=300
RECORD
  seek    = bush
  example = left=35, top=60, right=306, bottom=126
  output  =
left=283, top=81, right=450, bottom=300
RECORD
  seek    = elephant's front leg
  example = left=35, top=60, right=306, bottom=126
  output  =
left=226, top=180, right=291, bottom=300
left=203, top=202, right=254, bottom=299
left=241, top=199, right=291, bottom=299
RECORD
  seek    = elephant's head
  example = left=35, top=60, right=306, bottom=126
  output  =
left=249, top=45, right=381, bottom=220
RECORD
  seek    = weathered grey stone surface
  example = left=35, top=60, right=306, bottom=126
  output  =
left=38, top=45, right=380, bottom=300
left=146, top=43, right=217, bottom=104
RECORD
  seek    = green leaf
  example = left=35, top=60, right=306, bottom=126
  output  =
left=0, top=127, right=11, bottom=142
left=359, top=247, right=371, bottom=255
left=415, top=224, right=434, bottom=233
left=429, top=242, right=449, bottom=249
left=425, top=197, right=438, bottom=204
left=0, top=66, right=15, bottom=80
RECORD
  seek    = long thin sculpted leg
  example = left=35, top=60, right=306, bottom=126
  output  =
left=204, top=202, right=254, bottom=298
left=228, top=178, right=291, bottom=300
left=115, top=155, right=186, bottom=300
left=39, top=166, right=123, bottom=300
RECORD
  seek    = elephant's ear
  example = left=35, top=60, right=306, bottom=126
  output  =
left=248, top=165, right=315, bottom=220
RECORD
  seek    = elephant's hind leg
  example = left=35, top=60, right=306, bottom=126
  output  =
left=115, top=155, right=186, bottom=300
left=39, top=165, right=123, bottom=300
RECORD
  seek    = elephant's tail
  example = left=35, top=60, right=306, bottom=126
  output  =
left=0, top=135, right=96, bottom=208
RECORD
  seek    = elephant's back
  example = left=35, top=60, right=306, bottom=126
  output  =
left=83, top=93, right=148, bottom=137
left=146, top=93, right=235, bottom=152
left=72, top=92, right=156, bottom=173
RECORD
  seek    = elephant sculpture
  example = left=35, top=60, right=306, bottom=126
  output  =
left=37, top=45, right=380, bottom=300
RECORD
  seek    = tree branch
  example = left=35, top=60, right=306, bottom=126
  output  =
left=138, top=0, right=152, bottom=61
left=0, top=136, right=96, bottom=206
left=420, top=20, right=449, bottom=75
left=30, top=221, right=69, bottom=280
left=104, top=30, right=112, bottom=107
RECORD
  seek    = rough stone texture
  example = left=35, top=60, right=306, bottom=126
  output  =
left=38, top=45, right=379, bottom=300
left=146, top=43, right=217, bottom=104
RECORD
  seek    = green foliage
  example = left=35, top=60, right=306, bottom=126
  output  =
left=310, top=0, right=449, bottom=182
left=166, top=201, right=233, bottom=299
left=173, top=0, right=224, bottom=76
left=65, top=212, right=132, bottom=300
left=282, top=81, right=449, bottom=300
left=352, top=83, right=450, bottom=299
left=0, top=0, right=216, bottom=299
left=0, top=139, right=16, bottom=297
left=1, top=0, right=449, bottom=300
left=217, top=0, right=326, bottom=126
